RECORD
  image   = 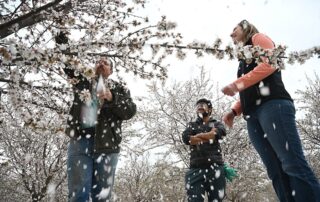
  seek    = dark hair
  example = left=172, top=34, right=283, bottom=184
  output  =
left=196, top=98, right=212, bottom=109
left=238, top=20, right=259, bottom=44
left=55, top=32, right=69, bottom=44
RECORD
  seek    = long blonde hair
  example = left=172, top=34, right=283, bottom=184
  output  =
left=238, top=20, right=259, bottom=45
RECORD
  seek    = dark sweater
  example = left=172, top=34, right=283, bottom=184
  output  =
left=182, top=117, right=226, bottom=168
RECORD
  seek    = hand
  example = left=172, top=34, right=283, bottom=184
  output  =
left=223, top=111, right=235, bottom=128
left=97, top=89, right=113, bottom=102
left=196, top=128, right=216, bottom=140
left=210, top=127, right=217, bottom=134
left=221, top=83, right=238, bottom=96
left=189, top=136, right=203, bottom=145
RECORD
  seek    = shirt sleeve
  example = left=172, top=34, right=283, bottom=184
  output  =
left=233, top=33, right=278, bottom=91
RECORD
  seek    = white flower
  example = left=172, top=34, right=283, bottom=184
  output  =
left=79, top=89, right=92, bottom=104
left=83, top=67, right=95, bottom=79
left=243, top=46, right=253, bottom=59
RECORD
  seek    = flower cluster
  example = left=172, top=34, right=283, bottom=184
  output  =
left=227, top=44, right=319, bottom=69
left=156, top=38, right=320, bottom=70
left=234, top=43, right=287, bottom=69
left=79, top=89, right=92, bottom=104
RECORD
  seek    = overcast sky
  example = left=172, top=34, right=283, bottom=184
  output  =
left=125, top=0, right=320, bottom=100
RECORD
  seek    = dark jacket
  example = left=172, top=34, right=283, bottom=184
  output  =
left=182, top=117, right=226, bottom=168
left=64, top=68, right=136, bottom=154
left=238, top=38, right=292, bottom=115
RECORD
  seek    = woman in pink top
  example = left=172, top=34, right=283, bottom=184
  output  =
left=221, top=20, right=320, bottom=202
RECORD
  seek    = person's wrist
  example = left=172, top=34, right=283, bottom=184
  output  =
left=231, top=109, right=237, bottom=116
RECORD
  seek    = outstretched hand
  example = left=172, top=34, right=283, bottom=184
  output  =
left=221, top=83, right=238, bottom=96
left=223, top=111, right=235, bottom=128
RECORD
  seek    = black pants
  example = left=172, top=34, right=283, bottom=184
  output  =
left=185, top=165, right=226, bottom=202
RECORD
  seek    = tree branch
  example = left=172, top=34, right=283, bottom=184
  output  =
left=0, top=0, right=88, bottom=39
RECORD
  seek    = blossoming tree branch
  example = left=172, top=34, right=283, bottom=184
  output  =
left=0, top=0, right=320, bottom=128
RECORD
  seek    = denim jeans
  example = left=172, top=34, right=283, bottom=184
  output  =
left=246, top=99, right=320, bottom=202
left=185, top=165, right=226, bottom=202
left=67, top=131, right=119, bottom=202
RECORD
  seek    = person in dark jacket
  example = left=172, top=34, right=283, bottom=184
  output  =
left=182, top=98, right=226, bottom=202
left=65, top=57, right=136, bottom=202
left=56, top=31, right=136, bottom=202
left=221, top=20, right=320, bottom=202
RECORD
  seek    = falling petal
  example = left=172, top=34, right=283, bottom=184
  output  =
left=25, top=153, right=32, bottom=163
left=260, top=86, right=270, bottom=96
left=96, top=187, right=110, bottom=200
left=240, top=192, right=248, bottom=199
left=70, top=129, right=75, bottom=137
left=97, top=155, right=103, bottom=163
left=215, top=170, right=221, bottom=178
left=203, top=174, right=207, bottom=180
left=218, top=189, right=225, bottom=199
left=47, top=183, right=56, bottom=195
left=259, top=81, right=264, bottom=87
left=256, top=99, right=261, bottom=105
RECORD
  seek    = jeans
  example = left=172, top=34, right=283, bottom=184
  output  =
left=246, top=99, right=320, bottom=202
left=67, top=131, right=119, bottom=202
left=185, top=165, right=226, bottom=202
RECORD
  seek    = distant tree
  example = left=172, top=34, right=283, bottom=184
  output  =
left=0, top=101, right=68, bottom=201
left=296, top=73, right=320, bottom=178
left=113, top=152, right=185, bottom=202
left=0, top=162, right=24, bottom=202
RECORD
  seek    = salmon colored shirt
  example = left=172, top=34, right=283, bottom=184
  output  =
left=232, top=33, right=277, bottom=116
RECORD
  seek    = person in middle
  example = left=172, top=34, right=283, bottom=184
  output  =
left=182, top=98, right=227, bottom=202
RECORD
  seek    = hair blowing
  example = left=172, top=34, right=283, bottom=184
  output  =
left=238, top=20, right=259, bottom=45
